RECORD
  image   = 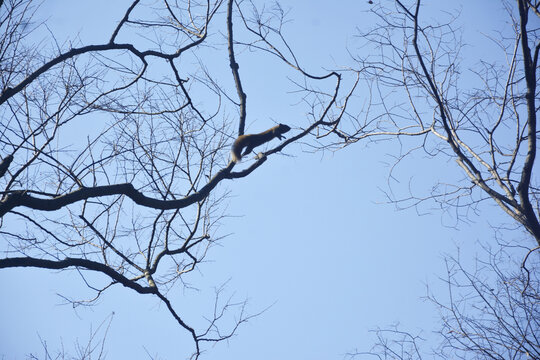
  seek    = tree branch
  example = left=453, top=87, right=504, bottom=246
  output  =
left=0, top=256, right=156, bottom=294
left=227, top=0, right=247, bottom=136
left=0, top=162, right=236, bottom=216
left=516, top=0, right=540, bottom=242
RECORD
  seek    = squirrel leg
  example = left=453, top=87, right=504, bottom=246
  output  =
left=242, top=146, right=253, bottom=157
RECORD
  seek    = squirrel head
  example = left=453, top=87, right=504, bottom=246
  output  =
left=277, top=124, right=291, bottom=133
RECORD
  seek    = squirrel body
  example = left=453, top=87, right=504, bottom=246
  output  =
left=0, top=155, right=13, bottom=178
left=231, top=124, right=291, bottom=162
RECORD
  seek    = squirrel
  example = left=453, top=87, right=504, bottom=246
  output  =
left=0, top=155, right=13, bottom=179
left=231, top=123, right=291, bottom=162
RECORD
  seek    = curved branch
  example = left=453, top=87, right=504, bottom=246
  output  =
left=1, top=43, right=140, bottom=105
left=155, top=291, right=200, bottom=357
left=0, top=256, right=156, bottom=294
left=521, top=245, right=540, bottom=294
left=516, top=0, right=540, bottom=242
left=0, top=37, right=209, bottom=106
left=0, top=162, right=236, bottom=216
left=398, top=0, right=532, bottom=234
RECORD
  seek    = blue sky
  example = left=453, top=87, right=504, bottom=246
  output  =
left=0, top=1, right=525, bottom=359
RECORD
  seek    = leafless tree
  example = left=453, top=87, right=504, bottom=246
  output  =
left=347, top=243, right=540, bottom=360
left=338, top=1, right=540, bottom=358
left=0, top=0, right=357, bottom=358
left=324, top=0, right=540, bottom=245
left=434, top=245, right=540, bottom=359
left=29, top=313, right=114, bottom=360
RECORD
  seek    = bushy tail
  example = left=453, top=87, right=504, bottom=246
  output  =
left=231, top=148, right=241, bottom=162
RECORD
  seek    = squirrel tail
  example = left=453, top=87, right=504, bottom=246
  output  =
left=231, top=148, right=241, bottom=162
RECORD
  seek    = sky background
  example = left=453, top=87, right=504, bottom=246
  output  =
left=0, top=1, right=530, bottom=359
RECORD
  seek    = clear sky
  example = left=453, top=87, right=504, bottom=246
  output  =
left=0, top=1, right=525, bottom=359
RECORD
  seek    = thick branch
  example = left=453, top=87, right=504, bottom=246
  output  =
left=516, top=0, right=540, bottom=242
left=0, top=162, right=235, bottom=216
left=0, top=256, right=156, bottom=294
left=227, top=0, right=247, bottom=135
